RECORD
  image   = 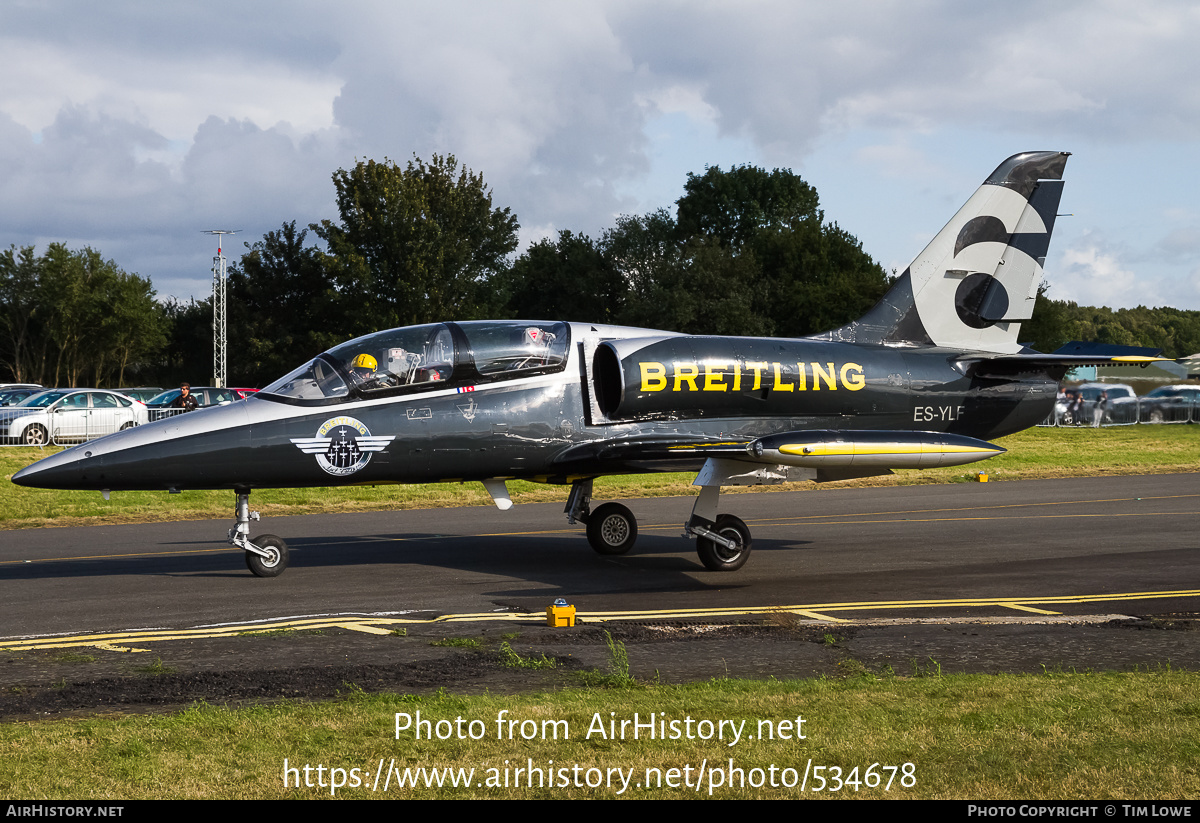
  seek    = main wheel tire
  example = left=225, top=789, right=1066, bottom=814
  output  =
left=697, top=514, right=752, bottom=571
left=586, top=502, right=638, bottom=555
left=245, top=534, right=289, bottom=577
left=22, top=424, right=48, bottom=446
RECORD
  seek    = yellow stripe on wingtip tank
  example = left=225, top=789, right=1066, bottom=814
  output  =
left=779, top=443, right=1001, bottom=457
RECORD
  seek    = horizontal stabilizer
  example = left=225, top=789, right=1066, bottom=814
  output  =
left=1051, top=341, right=1164, bottom=358
left=957, top=349, right=1171, bottom=379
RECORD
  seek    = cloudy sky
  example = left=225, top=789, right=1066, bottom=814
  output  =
left=3, top=0, right=1199, bottom=312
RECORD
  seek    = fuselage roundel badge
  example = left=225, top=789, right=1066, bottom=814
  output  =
left=290, top=416, right=394, bottom=476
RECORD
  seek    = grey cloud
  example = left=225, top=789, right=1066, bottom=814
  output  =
left=0, top=106, right=175, bottom=237
left=327, top=2, right=651, bottom=236
left=3, top=1, right=1200, bottom=304
left=1158, top=225, right=1200, bottom=263
left=1, top=1, right=340, bottom=68
left=609, top=1, right=1200, bottom=153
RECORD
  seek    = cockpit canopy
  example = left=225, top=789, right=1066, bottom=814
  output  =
left=259, top=321, right=571, bottom=404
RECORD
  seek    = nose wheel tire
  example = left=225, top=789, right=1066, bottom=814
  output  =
left=697, top=514, right=752, bottom=571
left=586, top=502, right=638, bottom=555
left=245, top=535, right=289, bottom=577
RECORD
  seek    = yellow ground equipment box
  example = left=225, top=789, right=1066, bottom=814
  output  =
left=547, top=598, right=576, bottom=627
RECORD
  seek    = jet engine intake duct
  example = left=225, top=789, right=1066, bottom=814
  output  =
left=592, top=343, right=624, bottom=418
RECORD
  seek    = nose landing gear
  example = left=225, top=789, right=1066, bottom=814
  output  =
left=230, top=490, right=290, bottom=577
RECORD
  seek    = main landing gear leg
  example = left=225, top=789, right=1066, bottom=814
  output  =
left=229, top=489, right=289, bottom=577
left=685, top=466, right=753, bottom=572
left=567, top=478, right=639, bottom=556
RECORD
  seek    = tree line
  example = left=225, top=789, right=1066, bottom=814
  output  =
left=2, top=153, right=1198, bottom=389
left=205, top=154, right=891, bottom=387
left=0, top=244, right=165, bottom=388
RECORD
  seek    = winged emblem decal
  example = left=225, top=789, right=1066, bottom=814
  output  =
left=291, top=416, right=394, bottom=476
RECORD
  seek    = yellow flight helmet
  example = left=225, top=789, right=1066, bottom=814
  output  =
left=351, top=353, right=378, bottom=371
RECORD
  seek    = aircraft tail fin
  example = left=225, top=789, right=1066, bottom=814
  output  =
left=820, top=151, right=1069, bottom=353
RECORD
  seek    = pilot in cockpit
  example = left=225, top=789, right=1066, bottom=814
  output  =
left=348, top=353, right=382, bottom=390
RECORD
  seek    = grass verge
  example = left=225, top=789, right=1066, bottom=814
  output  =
left=1, top=671, right=1196, bottom=799
left=5, top=425, right=1200, bottom=529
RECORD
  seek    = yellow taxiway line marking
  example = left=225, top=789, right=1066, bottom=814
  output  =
left=4, top=588, right=1199, bottom=651
left=997, top=603, right=1062, bottom=615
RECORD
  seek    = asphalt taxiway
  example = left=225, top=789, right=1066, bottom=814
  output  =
left=5, top=473, right=1200, bottom=633
left=2, top=473, right=1198, bottom=712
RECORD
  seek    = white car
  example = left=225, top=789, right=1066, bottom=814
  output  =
left=0, top=389, right=148, bottom=445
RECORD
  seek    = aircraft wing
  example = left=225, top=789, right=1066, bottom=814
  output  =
left=553, top=429, right=1003, bottom=482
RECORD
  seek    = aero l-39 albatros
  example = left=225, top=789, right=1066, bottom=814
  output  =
left=15, top=151, right=1156, bottom=577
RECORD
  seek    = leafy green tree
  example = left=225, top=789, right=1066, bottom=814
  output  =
left=674, top=164, right=888, bottom=338
left=228, top=222, right=341, bottom=386
left=0, top=245, right=49, bottom=384
left=617, top=237, right=771, bottom=335
left=103, top=267, right=167, bottom=387
left=602, top=210, right=679, bottom=312
left=580, top=164, right=887, bottom=337
left=499, top=231, right=624, bottom=324
left=159, top=298, right=212, bottom=388
left=314, top=154, right=519, bottom=334
left=0, top=244, right=164, bottom=387
left=675, top=164, right=821, bottom=250
left=1022, top=282, right=1072, bottom=353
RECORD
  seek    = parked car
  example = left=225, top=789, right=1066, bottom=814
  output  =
left=1056, top=383, right=1135, bottom=425
left=1132, top=384, right=1200, bottom=423
left=0, top=387, right=43, bottom=406
left=118, top=387, right=163, bottom=403
left=0, top=389, right=148, bottom=445
left=145, top=386, right=244, bottom=421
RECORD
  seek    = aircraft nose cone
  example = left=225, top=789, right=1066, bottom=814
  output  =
left=12, top=448, right=94, bottom=489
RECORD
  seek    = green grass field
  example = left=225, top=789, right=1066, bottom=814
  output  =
left=3, top=670, right=1196, bottom=799
left=4, top=425, right=1200, bottom=529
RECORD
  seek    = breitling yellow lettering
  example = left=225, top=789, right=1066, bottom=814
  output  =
left=673, top=362, right=699, bottom=392
left=640, top=362, right=667, bottom=391
left=746, top=362, right=767, bottom=391
left=703, top=362, right=728, bottom=392
left=812, top=362, right=837, bottom=390
left=841, top=362, right=865, bottom=391
left=635, top=360, right=868, bottom=392
left=772, top=363, right=794, bottom=392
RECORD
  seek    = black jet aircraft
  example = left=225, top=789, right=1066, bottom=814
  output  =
left=14, top=151, right=1159, bottom=577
